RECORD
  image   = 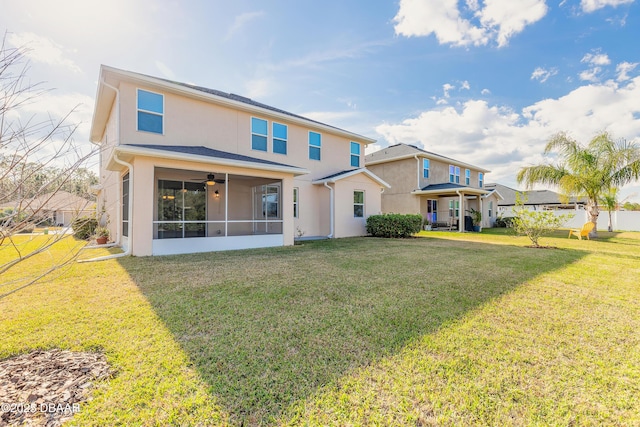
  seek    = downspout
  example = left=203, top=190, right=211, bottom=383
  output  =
left=414, top=155, right=420, bottom=190
left=324, top=182, right=334, bottom=238
left=79, top=152, right=133, bottom=262
left=455, top=189, right=464, bottom=232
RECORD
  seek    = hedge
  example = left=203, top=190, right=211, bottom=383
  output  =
left=72, top=216, right=98, bottom=240
left=366, top=213, right=422, bottom=238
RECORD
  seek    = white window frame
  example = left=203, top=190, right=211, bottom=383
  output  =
left=354, top=190, right=365, bottom=218
left=273, top=122, right=287, bottom=155
left=479, top=172, right=484, bottom=188
left=251, top=117, right=268, bottom=152
left=136, top=88, right=164, bottom=134
left=293, top=187, right=299, bottom=218
left=309, top=131, right=322, bottom=161
left=465, top=169, right=471, bottom=186
left=449, top=165, right=460, bottom=184
left=350, top=142, right=361, bottom=168
left=423, top=158, right=430, bottom=178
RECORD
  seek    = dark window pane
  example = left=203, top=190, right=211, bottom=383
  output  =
left=138, top=111, right=163, bottom=133
left=273, top=138, right=287, bottom=154
left=309, top=146, right=321, bottom=160
left=252, top=134, right=267, bottom=151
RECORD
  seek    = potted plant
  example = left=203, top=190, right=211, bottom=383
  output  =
left=423, top=217, right=432, bottom=231
left=468, top=208, right=482, bottom=232
left=94, top=226, right=110, bottom=245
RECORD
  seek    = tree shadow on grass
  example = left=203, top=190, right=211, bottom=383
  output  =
left=118, top=237, right=587, bottom=426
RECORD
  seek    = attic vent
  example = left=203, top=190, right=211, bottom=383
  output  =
left=229, top=93, right=252, bottom=103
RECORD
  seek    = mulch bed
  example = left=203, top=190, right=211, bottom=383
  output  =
left=0, top=349, right=112, bottom=427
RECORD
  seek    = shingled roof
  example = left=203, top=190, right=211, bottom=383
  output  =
left=484, top=183, right=587, bottom=206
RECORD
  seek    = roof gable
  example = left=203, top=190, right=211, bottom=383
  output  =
left=91, top=65, right=376, bottom=145
left=365, top=143, right=490, bottom=173
left=312, top=168, right=391, bottom=188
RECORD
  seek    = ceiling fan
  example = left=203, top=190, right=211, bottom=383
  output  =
left=189, top=173, right=225, bottom=186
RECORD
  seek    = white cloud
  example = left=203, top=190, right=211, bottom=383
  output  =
left=579, top=67, right=602, bottom=82
left=581, top=0, right=634, bottom=13
left=460, top=80, right=471, bottom=90
left=225, top=11, right=265, bottom=41
left=393, top=0, right=548, bottom=48
left=481, top=88, right=491, bottom=95
left=375, top=76, right=640, bottom=190
left=155, top=60, right=176, bottom=80
left=579, top=50, right=611, bottom=82
left=531, top=67, right=558, bottom=83
left=7, top=32, right=82, bottom=73
left=582, top=52, right=611, bottom=65
left=616, top=61, right=638, bottom=81
left=442, top=83, right=455, bottom=98
left=244, top=77, right=273, bottom=99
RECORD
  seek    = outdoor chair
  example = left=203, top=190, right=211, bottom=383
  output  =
left=568, top=222, right=595, bottom=240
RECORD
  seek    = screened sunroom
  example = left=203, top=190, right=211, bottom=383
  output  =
left=151, top=168, right=286, bottom=254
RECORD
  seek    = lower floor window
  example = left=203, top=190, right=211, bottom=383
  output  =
left=354, top=190, right=364, bottom=218
left=449, top=200, right=460, bottom=218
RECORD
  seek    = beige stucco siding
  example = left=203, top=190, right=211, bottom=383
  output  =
left=332, top=174, right=383, bottom=238
left=367, top=159, right=419, bottom=214
left=117, top=82, right=364, bottom=179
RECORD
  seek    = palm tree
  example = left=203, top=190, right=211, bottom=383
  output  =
left=599, top=188, right=618, bottom=232
left=517, top=132, right=640, bottom=238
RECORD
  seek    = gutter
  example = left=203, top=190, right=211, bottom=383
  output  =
left=323, top=182, right=334, bottom=238
left=414, top=155, right=420, bottom=190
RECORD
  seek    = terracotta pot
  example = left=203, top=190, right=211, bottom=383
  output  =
left=96, top=237, right=108, bottom=245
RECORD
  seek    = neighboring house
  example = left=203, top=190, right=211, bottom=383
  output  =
left=1, top=191, right=94, bottom=227
left=484, top=183, right=587, bottom=217
left=365, top=143, right=500, bottom=230
left=90, top=66, right=388, bottom=256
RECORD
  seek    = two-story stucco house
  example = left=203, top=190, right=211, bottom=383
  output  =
left=365, top=143, right=501, bottom=230
left=90, top=66, right=389, bottom=256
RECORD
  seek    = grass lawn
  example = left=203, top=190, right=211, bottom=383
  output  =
left=1, top=229, right=639, bottom=425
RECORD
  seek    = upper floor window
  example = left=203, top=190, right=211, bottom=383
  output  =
left=354, top=191, right=364, bottom=218
left=350, top=142, right=361, bottom=168
left=423, top=159, right=430, bottom=178
left=273, top=122, right=287, bottom=155
left=251, top=117, right=268, bottom=151
left=309, top=131, right=321, bottom=161
left=479, top=172, right=484, bottom=188
left=449, top=165, right=460, bottom=184
left=465, top=169, right=471, bottom=185
left=137, top=89, right=163, bottom=134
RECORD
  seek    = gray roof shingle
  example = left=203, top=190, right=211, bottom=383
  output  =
left=124, top=144, right=300, bottom=169
left=485, top=183, right=587, bottom=206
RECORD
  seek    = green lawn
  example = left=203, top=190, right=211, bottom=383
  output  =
left=1, top=230, right=639, bottom=426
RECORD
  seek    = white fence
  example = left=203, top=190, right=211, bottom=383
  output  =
left=498, top=206, right=640, bottom=231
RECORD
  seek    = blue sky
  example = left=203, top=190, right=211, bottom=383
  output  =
left=2, top=0, right=640, bottom=200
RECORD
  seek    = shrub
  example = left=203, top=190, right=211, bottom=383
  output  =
left=511, top=194, right=573, bottom=247
left=72, top=216, right=98, bottom=240
left=494, top=216, right=515, bottom=228
left=366, top=213, right=422, bottom=238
